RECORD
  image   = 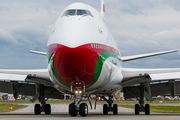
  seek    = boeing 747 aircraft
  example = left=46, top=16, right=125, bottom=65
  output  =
left=1, top=0, right=180, bottom=117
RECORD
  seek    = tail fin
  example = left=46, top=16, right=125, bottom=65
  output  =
left=100, top=0, right=105, bottom=19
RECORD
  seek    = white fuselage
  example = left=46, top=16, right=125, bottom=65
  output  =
left=47, top=3, right=123, bottom=95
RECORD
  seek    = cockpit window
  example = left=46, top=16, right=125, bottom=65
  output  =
left=62, top=9, right=93, bottom=17
left=77, top=10, right=93, bottom=17
left=77, top=10, right=87, bottom=15
left=86, top=10, right=93, bottom=17
left=63, top=9, right=76, bottom=16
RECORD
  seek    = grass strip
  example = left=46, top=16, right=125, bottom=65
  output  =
left=118, top=105, right=180, bottom=113
left=0, top=104, right=24, bottom=112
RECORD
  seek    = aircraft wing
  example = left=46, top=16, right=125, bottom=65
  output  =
left=0, top=69, right=64, bottom=100
left=121, top=68, right=180, bottom=101
left=120, top=49, right=178, bottom=62
left=121, top=68, right=180, bottom=86
left=29, top=50, right=46, bottom=55
left=0, top=69, right=52, bottom=86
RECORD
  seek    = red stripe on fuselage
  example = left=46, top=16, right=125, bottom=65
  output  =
left=47, top=43, right=119, bottom=87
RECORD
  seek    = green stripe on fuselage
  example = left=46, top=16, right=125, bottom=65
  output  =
left=47, top=52, right=67, bottom=86
left=87, top=51, right=120, bottom=88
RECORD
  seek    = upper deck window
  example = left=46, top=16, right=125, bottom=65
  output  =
left=62, top=9, right=93, bottom=17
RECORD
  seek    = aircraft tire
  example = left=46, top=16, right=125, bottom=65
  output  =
left=145, top=104, right=150, bottom=115
left=69, top=103, right=77, bottom=116
left=34, top=104, right=41, bottom=115
left=103, top=104, right=108, bottom=115
left=79, top=103, right=88, bottom=116
left=113, top=104, right=118, bottom=115
left=45, top=104, right=51, bottom=115
left=135, top=104, right=139, bottom=115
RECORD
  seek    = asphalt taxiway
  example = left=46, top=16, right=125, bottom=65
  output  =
left=0, top=103, right=180, bottom=120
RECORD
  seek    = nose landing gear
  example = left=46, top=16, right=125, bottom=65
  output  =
left=79, top=103, right=88, bottom=116
left=69, top=103, right=77, bottom=116
left=69, top=78, right=88, bottom=117
left=68, top=95, right=88, bottom=117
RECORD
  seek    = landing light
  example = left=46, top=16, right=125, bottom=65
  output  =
left=75, top=90, right=82, bottom=94
left=75, top=90, right=78, bottom=94
left=79, top=90, right=82, bottom=94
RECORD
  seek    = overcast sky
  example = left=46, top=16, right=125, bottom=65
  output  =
left=0, top=0, right=180, bottom=69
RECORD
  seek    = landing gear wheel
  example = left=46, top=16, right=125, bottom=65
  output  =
left=135, top=104, right=139, bottom=115
left=34, top=104, right=41, bottom=115
left=145, top=104, right=150, bottom=115
left=113, top=104, right=118, bottom=115
left=103, top=104, right=108, bottom=115
left=79, top=103, right=88, bottom=116
left=45, top=104, right=51, bottom=115
left=69, top=103, right=77, bottom=116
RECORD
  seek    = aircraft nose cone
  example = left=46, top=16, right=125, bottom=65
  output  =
left=48, top=44, right=98, bottom=87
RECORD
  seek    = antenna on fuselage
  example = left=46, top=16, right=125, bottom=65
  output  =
left=100, top=0, right=105, bottom=19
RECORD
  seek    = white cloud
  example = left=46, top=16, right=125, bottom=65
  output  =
left=0, top=29, right=18, bottom=45
left=0, top=0, right=180, bottom=69
left=104, top=0, right=180, bottom=68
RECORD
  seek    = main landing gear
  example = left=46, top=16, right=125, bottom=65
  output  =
left=135, top=103, right=150, bottom=115
left=33, top=85, right=51, bottom=115
left=102, top=96, right=118, bottom=115
left=34, top=103, right=51, bottom=115
left=135, top=83, right=150, bottom=115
